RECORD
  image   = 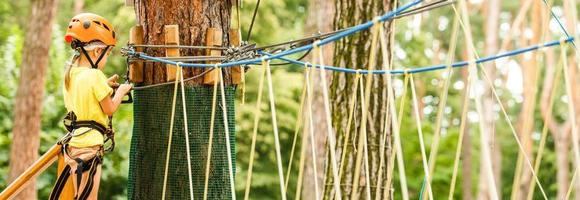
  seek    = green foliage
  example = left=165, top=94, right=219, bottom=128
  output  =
left=0, top=0, right=577, bottom=199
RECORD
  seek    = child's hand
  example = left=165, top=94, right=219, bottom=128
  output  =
left=117, top=84, right=132, bottom=95
left=108, top=74, right=120, bottom=88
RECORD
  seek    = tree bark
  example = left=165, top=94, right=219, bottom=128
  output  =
left=477, top=0, right=501, bottom=199
left=130, top=1, right=233, bottom=199
left=513, top=1, right=541, bottom=199
left=136, top=0, right=233, bottom=85
left=323, top=0, right=394, bottom=198
left=302, top=0, right=335, bottom=199
left=8, top=0, right=59, bottom=199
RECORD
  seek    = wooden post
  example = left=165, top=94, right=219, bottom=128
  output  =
left=129, top=25, right=144, bottom=83
left=203, top=28, right=223, bottom=85
left=165, top=25, right=180, bottom=81
left=230, top=29, right=243, bottom=85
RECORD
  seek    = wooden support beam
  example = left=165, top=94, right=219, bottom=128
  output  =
left=0, top=144, right=61, bottom=199
left=129, top=25, right=144, bottom=83
left=230, top=29, right=243, bottom=85
left=165, top=25, right=180, bottom=81
left=204, top=27, right=223, bottom=85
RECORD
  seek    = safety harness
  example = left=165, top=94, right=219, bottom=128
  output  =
left=50, top=40, right=116, bottom=199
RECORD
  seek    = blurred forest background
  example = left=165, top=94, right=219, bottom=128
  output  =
left=1, top=0, right=579, bottom=199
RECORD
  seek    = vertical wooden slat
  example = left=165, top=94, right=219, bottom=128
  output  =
left=165, top=25, right=180, bottom=81
left=229, top=29, right=243, bottom=85
left=203, top=27, right=223, bottom=85
left=129, top=25, right=144, bottom=83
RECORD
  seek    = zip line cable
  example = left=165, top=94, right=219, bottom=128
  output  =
left=246, top=0, right=261, bottom=41
left=124, top=0, right=423, bottom=68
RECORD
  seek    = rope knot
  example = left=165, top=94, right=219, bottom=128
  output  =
left=372, top=17, right=381, bottom=25
left=313, top=40, right=322, bottom=48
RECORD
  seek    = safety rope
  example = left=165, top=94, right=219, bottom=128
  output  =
left=422, top=13, right=459, bottom=200
left=293, top=65, right=311, bottom=200
left=264, top=59, right=288, bottom=200
left=561, top=44, right=580, bottom=195
left=358, top=77, right=372, bottom=200
left=161, top=63, right=194, bottom=200
left=540, top=0, right=578, bottom=49
left=375, top=24, right=391, bottom=200
left=203, top=65, right=220, bottom=200
left=395, top=73, right=410, bottom=200
left=566, top=167, right=578, bottom=199
left=313, top=42, right=343, bottom=200
left=284, top=71, right=307, bottom=191
left=179, top=65, right=195, bottom=200
left=161, top=63, right=182, bottom=200
left=337, top=71, right=361, bottom=185
left=125, top=0, right=422, bottom=70
left=218, top=67, right=237, bottom=200
left=381, top=9, right=401, bottom=197
left=525, top=46, right=563, bottom=200
left=409, top=73, right=433, bottom=200
left=447, top=65, right=472, bottom=200
left=243, top=63, right=266, bottom=200
left=542, top=0, right=580, bottom=194
left=454, top=2, right=549, bottom=198
left=524, top=3, right=554, bottom=199
left=304, top=67, right=321, bottom=200
left=350, top=23, right=379, bottom=200
left=454, top=2, right=499, bottom=199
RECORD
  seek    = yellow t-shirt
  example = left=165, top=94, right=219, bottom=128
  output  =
left=63, top=67, right=113, bottom=148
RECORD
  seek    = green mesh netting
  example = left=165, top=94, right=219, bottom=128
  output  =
left=128, top=85, right=236, bottom=200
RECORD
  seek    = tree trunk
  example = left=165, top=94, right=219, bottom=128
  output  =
left=74, top=0, right=84, bottom=14
left=302, top=0, right=335, bottom=199
left=136, top=0, right=233, bottom=85
left=477, top=0, right=501, bottom=199
left=460, top=67, right=473, bottom=200
left=513, top=1, right=541, bottom=199
left=129, top=1, right=234, bottom=199
left=562, top=0, right=580, bottom=198
left=324, top=0, right=394, bottom=199
left=8, top=0, right=59, bottom=199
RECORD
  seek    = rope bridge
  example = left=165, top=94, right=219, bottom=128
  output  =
left=123, top=0, right=580, bottom=199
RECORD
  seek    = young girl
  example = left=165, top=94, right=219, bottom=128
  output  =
left=50, top=13, right=131, bottom=200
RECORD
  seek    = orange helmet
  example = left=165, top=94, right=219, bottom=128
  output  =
left=64, top=13, right=116, bottom=46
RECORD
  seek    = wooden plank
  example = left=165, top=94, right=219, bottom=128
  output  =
left=129, top=25, right=144, bottom=83
left=165, top=25, right=180, bottom=81
left=229, top=29, right=243, bottom=85
left=203, top=27, right=223, bottom=85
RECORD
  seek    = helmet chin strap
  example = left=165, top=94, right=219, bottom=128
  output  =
left=79, top=45, right=110, bottom=69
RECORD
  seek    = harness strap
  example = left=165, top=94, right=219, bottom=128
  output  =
left=79, top=45, right=110, bottom=69
left=49, top=165, right=72, bottom=200
left=73, top=121, right=108, bottom=135
left=78, top=157, right=100, bottom=200
left=74, top=158, right=85, bottom=197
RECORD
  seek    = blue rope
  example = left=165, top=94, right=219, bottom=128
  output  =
left=260, top=37, right=574, bottom=75
left=126, top=0, right=576, bottom=76
left=127, top=0, right=423, bottom=68
left=540, top=0, right=578, bottom=49
left=419, top=177, right=426, bottom=200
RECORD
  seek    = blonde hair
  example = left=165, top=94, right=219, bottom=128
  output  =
left=64, top=41, right=108, bottom=91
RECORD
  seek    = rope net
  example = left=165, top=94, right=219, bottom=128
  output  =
left=128, top=85, right=236, bottom=199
